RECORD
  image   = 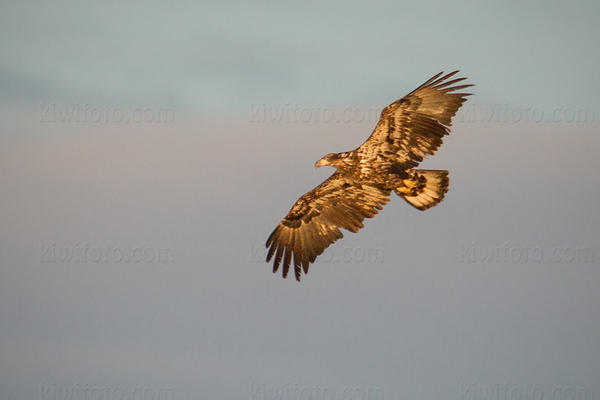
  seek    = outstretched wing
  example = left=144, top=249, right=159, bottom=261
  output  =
left=359, top=70, right=473, bottom=169
left=266, top=172, right=390, bottom=281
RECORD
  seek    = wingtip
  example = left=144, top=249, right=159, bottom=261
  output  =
left=431, top=70, right=460, bottom=86
left=265, top=227, right=278, bottom=247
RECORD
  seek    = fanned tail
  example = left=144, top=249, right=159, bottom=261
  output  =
left=395, top=169, right=449, bottom=211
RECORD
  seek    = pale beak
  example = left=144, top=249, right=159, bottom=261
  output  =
left=315, top=158, right=327, bottom=168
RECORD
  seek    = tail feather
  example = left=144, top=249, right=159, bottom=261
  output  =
left=395, top=169, right=449, bottom=211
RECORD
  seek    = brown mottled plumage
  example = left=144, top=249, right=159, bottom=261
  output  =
left=266, top=71, right=473, bottom=281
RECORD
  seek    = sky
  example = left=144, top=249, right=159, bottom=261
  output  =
left=1, top=1, right=599, bottom=400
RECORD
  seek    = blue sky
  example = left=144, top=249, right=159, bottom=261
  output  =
left=2, top=0, right=599, bottom=111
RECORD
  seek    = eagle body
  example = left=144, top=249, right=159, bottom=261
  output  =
left=266, top=71, right=473, bottom=281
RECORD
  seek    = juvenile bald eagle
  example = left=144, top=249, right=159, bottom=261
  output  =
left=266, top=71, right=473, bottom=281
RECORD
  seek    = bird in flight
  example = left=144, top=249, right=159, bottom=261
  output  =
left=266, top=71, right=473, bottom=281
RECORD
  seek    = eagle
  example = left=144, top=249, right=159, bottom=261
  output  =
left=266, top=71, right=473, bottom=281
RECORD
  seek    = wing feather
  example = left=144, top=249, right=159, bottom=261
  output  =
left=266, top=172, right=390, bottom=281
left=360, top=70, right=473, bottom=169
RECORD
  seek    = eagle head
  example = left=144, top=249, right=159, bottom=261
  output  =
left=315, top=152, right=345, bottom=168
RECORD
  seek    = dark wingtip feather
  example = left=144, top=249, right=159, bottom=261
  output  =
left=282, top=247, right=291, bottom=278
left=434, top=77, right=467, bottom=89
left=416, top=71, right=444, bottom=90
left=273, top=245, right=283, bottom=273
left=265, top=227, right=279, bottom=247
left=293, top=252, right=303, bottom=282
left=266, top=243, right=276, bottom=262
left=445, top=83, right=474, bottom=92
left=430, top=70, right=459, bottom=86
left=302, top=259, right=310, bottom=274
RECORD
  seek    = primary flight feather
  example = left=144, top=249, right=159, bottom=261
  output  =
left=266, top=71, right=473, bottom=281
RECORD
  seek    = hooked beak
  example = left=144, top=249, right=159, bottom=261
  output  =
left=315, top=158, right=327, bottom=168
